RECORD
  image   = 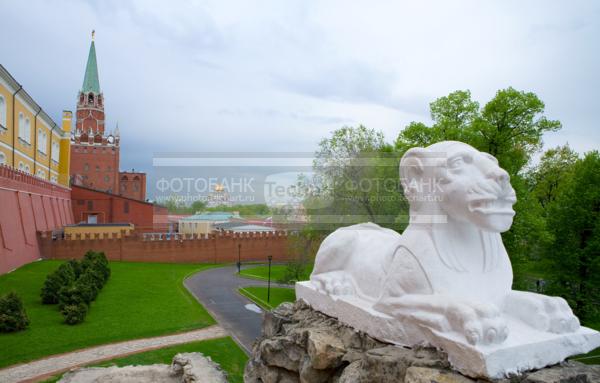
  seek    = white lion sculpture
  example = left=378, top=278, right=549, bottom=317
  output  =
left=296, top=141, right=600, bottom=378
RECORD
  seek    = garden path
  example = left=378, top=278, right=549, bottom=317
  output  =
left=184, top=264, right=291, bottom=354
left=0, top=325, right=226, bottom=383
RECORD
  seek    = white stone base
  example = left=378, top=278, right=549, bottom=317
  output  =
left=296, top=281, right=600, bottom=379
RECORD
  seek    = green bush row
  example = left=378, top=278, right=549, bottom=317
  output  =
left=0, top=292, right=29, bottom=333
left=40, top=251, right=111, bottom=325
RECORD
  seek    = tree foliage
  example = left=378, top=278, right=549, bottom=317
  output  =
left=308, top=125, right=405, bottom=232
left=545, top=151, right=600, bottom=321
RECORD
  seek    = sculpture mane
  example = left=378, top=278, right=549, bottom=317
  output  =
left=296, top=141, right=600, bottom=379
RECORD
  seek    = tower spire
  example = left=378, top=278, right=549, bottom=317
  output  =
left=82, top=31, right=100, bottom=93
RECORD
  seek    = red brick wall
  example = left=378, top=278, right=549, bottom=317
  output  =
left=39, top=231, right=290, bottom=264
left=118, top=171, right=146, bottom=201
left=76, top=93, right=105, bottom=134
left=153, top=205, right=169, bottom=232
left=71, top=185, right=154, bottom=230
left=70, top=144, right=120, bottom=193
left=0, top=165, right=73, bottom=274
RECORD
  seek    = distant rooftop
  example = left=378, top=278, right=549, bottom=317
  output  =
left=229, top=224, right=276, bottom=233
left=180, top=212, right=235, bottom=222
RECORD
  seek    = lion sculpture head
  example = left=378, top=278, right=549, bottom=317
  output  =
left=400, top=141, right=517, bottom=232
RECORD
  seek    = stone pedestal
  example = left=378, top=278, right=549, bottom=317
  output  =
left=244, top=301, right=600, bottom=383
left=296, top=282, right=600, bottom=379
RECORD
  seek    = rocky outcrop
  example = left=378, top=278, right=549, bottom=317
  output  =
left=59, top=352, right=227, bottom=383
left=244, top=300, right=600, bottom=383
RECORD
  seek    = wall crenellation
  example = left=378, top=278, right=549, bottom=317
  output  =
left=38, top=230, right=290, bottom=264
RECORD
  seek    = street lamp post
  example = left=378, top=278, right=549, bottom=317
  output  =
left=267, top=255, right=273, bottom=303
left=237, top=244, right=241, bottom=273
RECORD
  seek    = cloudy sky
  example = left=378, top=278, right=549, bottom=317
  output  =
left=1, top=0, right=599, bottom=177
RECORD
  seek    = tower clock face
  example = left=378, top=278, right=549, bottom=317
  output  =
left=107, top=135, right=114, bottom=144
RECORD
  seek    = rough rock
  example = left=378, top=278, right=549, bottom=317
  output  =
left=244, top=300, right=600, bottom=383
left=59, top=352, right=227, bottom=383
left=59, top=364, right=177, bottom=383
left=306, top=329, right=346, bottom=369
left=521, top=361, right=600, bottom=383
left=171, top=353, right=227, bottom=382
left=404, top=366, right=475, bottom=383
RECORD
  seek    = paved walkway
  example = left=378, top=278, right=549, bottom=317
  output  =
left=0, top=325, right=226, bottom=383
left=185, top=265, right=283, bottom=353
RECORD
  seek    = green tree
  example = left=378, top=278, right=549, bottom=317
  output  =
left=546, top=151, right=600, bottom=321
left=472, top=87, right=562, bottom=175
left=529, top=145, right=579, bottom=208
left=311, top=125, right=404, bottom=231
left=190, top=200, right=207, bottom=213
left=395, top=90, right=479, bottom=153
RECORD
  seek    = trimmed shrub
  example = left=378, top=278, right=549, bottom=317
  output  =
left=0, top=292, right=29, bottom=333
left=67, top=259, right=84, bottom=279
left=58, top=284, right=87, bottom=310
left=77, top=279, right=98, bottom=304
left=41, top=262, right=77, bottom=304
left=41, top=253, right=111, bottom=324
left=83, top=251, right=110, bottom=283
left=77, top=271, right=100, bottom=302
left=61, top=303, right=88, bottom=325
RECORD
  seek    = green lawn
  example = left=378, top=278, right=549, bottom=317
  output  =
left=0, top=260, right=217, bottom=368
left=42, top=337, right=248, bottom=383
left=239, top=286, right=295, bottom=310
left=570, top=321, right=600, bottom=365
left=239, top=263, right=313, bottom=282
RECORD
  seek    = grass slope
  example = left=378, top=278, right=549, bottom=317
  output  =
left=42, top=337, right=248, bottom=383
left=0, top=260, right=216, bottom=368
left=239, top=286, right=295, bottom=310
left=239, top=264, right=313, bottom=282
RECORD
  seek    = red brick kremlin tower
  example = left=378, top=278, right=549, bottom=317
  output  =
left=70, top=32, right=146, bottom=200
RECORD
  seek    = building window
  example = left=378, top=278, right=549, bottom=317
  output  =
left=36, top=169, right=45, bottom=178
left=104, top=175, right=109, bottom=182
left=87, top=200, right=93, bottom=210
left=50, top=175, right=57, bottom=183
left=88, top=93, right=94, bottom=104
left=18, top=161, right=24, bottom=171
left=84, top=163, right=89, bottom=172
left=18, top=113, right=25, bottom=141
left=24, top=164, right=31, bottom=174
left=0, top=152, right=6, bottom=165
left=51, top=141, right=60, bottom=162
left=20, top=117, right=31, bottom=143
left=124, top=201, right=129, bottom=213
left=38, top=129, right=48, bottom=154
left=77, top=199, right=84, bottom=205
left=0, top=95, right=6, bottom=129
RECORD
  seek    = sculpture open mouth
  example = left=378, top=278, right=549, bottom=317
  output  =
left=468, top=197, right=515, bottom=216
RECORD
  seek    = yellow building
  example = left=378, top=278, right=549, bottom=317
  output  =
left=178, top=212, right=240, bottom=235
left=0, top=64, right=71, bottom=187
left=64, top=223, right=134, bottom=239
